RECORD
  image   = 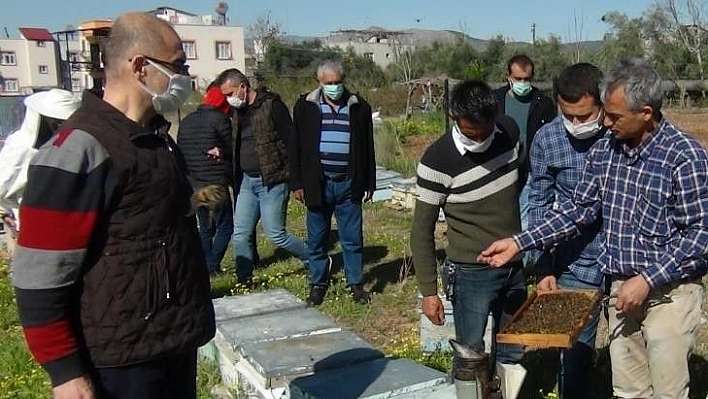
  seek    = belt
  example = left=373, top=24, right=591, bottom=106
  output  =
left=323, top=174, right=348, bottom=182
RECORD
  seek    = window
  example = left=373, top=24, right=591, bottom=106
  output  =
left=70, top=52, right=80, bottom=71
left=36, top=41, right=46, bottom=47
left=190, top=76, right=199, bottom=91
left=364, top=52, right=374, bottom=61
left=38, top=65, right=49, bottom=74
left=4, top=79, right=19, bottom=92
left=182, top=41, right=197, bottom=60
left=1, top=52, right=16, bottom=66
left=68, top=31, right=79, bottom=41
left=71, top=77, right=82, bottom=92
left=215, top=41, right=232, bottom=60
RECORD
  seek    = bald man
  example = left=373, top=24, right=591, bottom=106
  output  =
left=12, top=13, right=215, bottom=399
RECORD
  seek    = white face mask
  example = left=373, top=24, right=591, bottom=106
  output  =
left=227, top=86, right=247, bottom=109
left=138, top=59, right=192, bottom=114
left=453, top=122, right=496, bottom=153
left=562, top=111, right=604, bottom=140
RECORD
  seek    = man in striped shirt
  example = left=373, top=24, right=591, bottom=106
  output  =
left=480, top=59, right=708, bottom=399
left=412, top=80, right=527, bottom=367
left=291, top=60, right=376, bottom=306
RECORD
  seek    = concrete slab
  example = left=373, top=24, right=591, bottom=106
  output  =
left=239, top=330, right=384, bottom=389
left=288, top=357, right=447, bottom=399
left=212, top=289, right=305, bottom=322
left=218, top=307, right=341, bottom=349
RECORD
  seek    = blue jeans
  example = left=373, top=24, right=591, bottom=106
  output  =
left=557, top=271, right=602, bottom=399
left=443, top=260, right=527, bottom=366
left=232, top=175, right=307, bottom=281
left=196, top=191, right=233, bottom=274
left=306, top=179, right=363, bottom=287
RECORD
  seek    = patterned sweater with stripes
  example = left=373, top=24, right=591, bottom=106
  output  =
left=412, top=118, right=524, bottom=296
left=11, top=94, right=215, bottom=386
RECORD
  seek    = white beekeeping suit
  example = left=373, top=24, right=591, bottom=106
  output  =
left=0, top=89, right=80, bottom=232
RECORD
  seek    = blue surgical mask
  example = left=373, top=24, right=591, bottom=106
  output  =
left=322, top=83, right=344, bottom=101
left=510, top=80, right=532, bottom=97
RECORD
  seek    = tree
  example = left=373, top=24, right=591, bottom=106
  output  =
left=482, top=35, right=507, bottom=81
left=566, top=10, right=588, bottom=64
left=597, top=12, right=646, bottom=70
left=529, top=35, right=570, bottom=81
left=249, top=12, right=284, bottom=65
left=654, top=0, right=707, bottom=80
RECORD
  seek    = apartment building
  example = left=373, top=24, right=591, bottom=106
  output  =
left=150, top=7, right=246, bottom=90
left=324, top=28, right=416, bottom=69
left=0, top=28, right=60, bottom=96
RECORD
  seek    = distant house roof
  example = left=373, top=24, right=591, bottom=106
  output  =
left=148, top=6, right=198, bottom=17
left=18, top=27, right=54, bottom=41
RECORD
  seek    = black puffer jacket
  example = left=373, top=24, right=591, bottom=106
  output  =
left=177, top=105, right=233, bottom=187
left=65, top=92, right=215, bottom=368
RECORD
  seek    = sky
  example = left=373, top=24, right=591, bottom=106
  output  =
left=0, top=0, right=656, bottom=42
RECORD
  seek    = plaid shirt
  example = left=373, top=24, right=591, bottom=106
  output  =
left=516, top=119, right=708, bottom=288
left=528, top=117, right=605, bottom=286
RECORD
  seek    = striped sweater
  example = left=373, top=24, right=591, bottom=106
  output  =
left=12, top=127, right=111, bottom=385
left=11, top=93, right=215, bottom=386
left=411, top=117, right=524, bottom=296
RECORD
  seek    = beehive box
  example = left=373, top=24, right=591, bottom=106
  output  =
left=497, top=289, right=601, bottom=349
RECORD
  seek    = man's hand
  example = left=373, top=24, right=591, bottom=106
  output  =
left=422, top=295, right=445, bottom=326
left=536, top=275, right=558, bottom=292
left=477, top=238, right=520, bottom=267
left=52, top=375, right=95, bottom=399
left=615, top=275, right=651, bottom=312
left=292, top=189, right=305, bottom=204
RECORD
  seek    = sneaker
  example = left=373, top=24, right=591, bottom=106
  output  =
left=307, top=285, right=327, bottom=306
left=350, top=284, right=370, bottom=305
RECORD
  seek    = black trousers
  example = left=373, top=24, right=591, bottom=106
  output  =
left=94, top=350, right=197, bottom=399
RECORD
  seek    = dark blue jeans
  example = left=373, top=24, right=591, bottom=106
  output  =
left=306, top=179, right=363, bottom=287
left=95, top=350, right=197, bottom=399
left=196, top=191, right=233, bottom=274
left=557, top=271, right=602, bottom=399
left=443, top=260, right=527, bottom=365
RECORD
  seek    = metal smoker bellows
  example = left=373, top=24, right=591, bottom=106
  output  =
left=449, top=339, right=501, bottom=399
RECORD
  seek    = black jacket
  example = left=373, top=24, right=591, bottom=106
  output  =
left=290, top=87, right=375, bottom=207
left=177, top=105, right=233, bottom=188
left=231, top=89, right=291, bottom=189
left=65, top=92, right=215, bottom=369
left=493, top=85, right=556, bottom=170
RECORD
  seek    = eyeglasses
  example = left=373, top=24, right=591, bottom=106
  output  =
left=131, top=55, right=190, bottom=75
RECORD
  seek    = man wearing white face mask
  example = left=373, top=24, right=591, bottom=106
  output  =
left=413, top=80, right=527, bottom=371
left=12, top=12, right=214, bottom=399
left=211, top=68, right=307, bottom=288
left=527, top=62, right=606, bottom=399
left=493, top=55, right=555, bottom=235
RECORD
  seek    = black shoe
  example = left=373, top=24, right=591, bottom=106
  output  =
left=307, top=285, right=327, bottom=306
left=350, top=284, right=370, bottom=305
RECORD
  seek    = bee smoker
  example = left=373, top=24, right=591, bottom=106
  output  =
left=449, top=339, right=501, bottom=399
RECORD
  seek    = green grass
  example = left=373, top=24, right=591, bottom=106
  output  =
left=3, top=199, right=708, bottom=398
left=0, top=259, right=51, bottom=398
